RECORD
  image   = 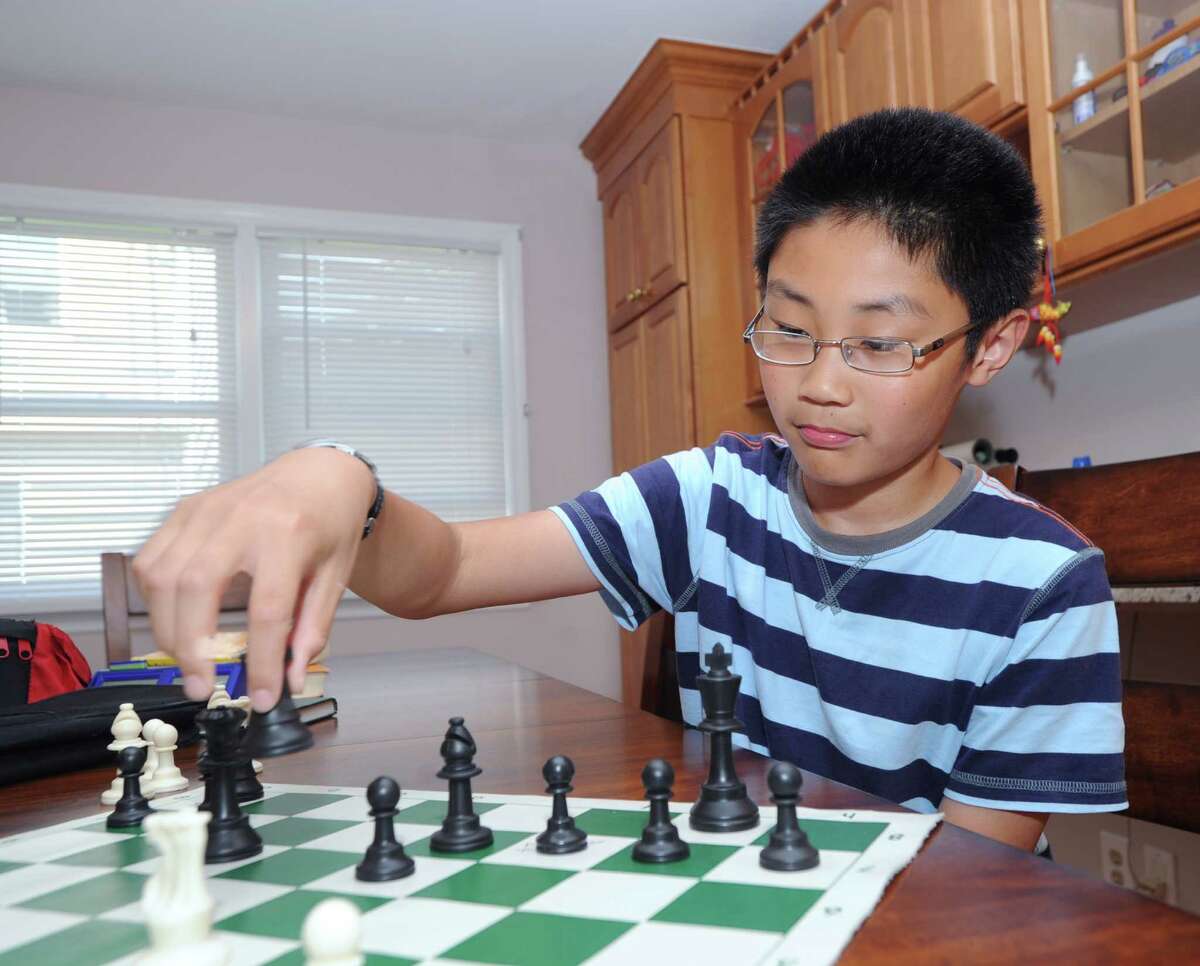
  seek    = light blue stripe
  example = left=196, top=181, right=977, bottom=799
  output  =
left=1003, top=599, right=1119, bottom=668
left=942, top=788, right=1130, bottom=814
left=899, top=797, right=939, bottom=813
left=963, top=701, right=1125, bottom=755
left=591, top=472, right=672, bottom=614
left=546, top=505, right=638, bottom=632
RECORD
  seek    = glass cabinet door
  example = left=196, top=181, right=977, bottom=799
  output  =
left=750, top=99, right=784, bottom=198
left=781, top=81, right=818, bottom=166
left=1136, top=2, right=1200, bottom=201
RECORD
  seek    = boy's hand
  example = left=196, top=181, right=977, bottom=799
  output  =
left=131, top=447, right=376, bottom=711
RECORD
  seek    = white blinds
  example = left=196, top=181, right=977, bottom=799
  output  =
left=0, top=215, right=237, bottom=609
left=259, top=236, right=509, bottom=522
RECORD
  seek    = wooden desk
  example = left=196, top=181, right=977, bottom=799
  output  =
left=3, top=648, right=1197, bottom=963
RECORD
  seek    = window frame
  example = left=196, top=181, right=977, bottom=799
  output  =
left=0, top=182, right=530, bottom=616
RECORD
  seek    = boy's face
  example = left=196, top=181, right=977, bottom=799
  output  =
left=758, top=216, right=996, bottom=491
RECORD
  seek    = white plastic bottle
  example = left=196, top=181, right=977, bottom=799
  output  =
left=1072, top=53, right=1095, bottom=124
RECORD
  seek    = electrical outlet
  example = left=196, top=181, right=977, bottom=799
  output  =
left=1100, top=830, right=1130, bottom=888
left=1142, top=844, right=1178, bottom=907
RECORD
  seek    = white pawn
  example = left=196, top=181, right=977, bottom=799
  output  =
left=302, top=897, right=364, bottom=966
left=101, top=703, right=146, bottom=805
left=144, top=722, right=188, bottom=796
left=230, top=696, right=264, bottom=775
left=139, top=719, right=164, bottom=799
left=206, top=687, right=232, bottom=709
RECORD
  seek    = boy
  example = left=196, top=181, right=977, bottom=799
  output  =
left=134, top=108, right=1126, bottom=853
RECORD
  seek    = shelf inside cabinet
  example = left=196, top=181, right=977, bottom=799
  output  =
left=1059, top=56, right=1200, bottom=157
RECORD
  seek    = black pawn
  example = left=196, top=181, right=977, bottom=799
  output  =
left=243, top=655, right=314, bottom=759
left=632, top=759, right=689, bottom=864
left=759, top=762, right=819, bottom=872
left=197, top=706, right=263, bottom=864
left=429, top=717, right=494, bottom=853
left=356, top=776, right=415, bottom=881
left=107, top=744, right=155, bottom=829
left=690, top=643, right=759, bottom=833
left=536, top=756, right=588, bottom=855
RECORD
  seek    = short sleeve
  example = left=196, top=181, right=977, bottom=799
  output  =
left=944, top=547, right=1129, bottom=813
left=548, top=445, right=715, bottom=631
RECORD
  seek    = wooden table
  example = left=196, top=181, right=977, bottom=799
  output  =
left=4, top=648, right=1198, bottom=963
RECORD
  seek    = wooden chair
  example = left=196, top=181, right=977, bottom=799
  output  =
left=636, top=452, right=1200, bottom=834
left=100, top=552, right=252, bottom=665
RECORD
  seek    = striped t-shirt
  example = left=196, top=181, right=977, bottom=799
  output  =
left=549, top=431, right=1128, bottom=815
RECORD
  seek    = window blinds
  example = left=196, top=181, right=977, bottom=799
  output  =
left=259, top=236, right=509, bottom=523
left=0, top=215, right=237, bottom=609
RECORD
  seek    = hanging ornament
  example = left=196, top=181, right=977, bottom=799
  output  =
left=1029, top=239, right=1070, bottom=365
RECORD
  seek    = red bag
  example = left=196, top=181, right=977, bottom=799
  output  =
left=0, top=619, right=92, bottom=706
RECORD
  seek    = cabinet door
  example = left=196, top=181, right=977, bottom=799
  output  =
left=921, top=0, right=1024, bottom=124
left=608, top=318, right=649, bottom=475
left=642, top=289, right=695, bottom=461
left=828, top=0, right=916, bottom=125
left=637, top=117, right=688, bottom=310
left=601, top=163, right=643, bottom=332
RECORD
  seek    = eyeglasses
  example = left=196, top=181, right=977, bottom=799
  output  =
left=742, top=302, right=978, bottom=374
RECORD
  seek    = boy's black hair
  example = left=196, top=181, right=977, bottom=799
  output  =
left=754, top=107, right=1042, bottom=364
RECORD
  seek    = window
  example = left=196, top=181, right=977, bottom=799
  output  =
left=0, top=214, right=237, bottom=610
left=0, top=187, right=527, bottom=614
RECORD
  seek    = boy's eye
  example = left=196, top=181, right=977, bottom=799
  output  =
left=770, top=319, right=809, bottom=336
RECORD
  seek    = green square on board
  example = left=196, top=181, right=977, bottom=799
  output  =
left=256, top=817, right=359, bottom=847
left=393, top=799, right=500, bottom=825
left=0, top=920, right=146, bottom=966
left=413, top=863, right=572, bottom=907
left=217, top=889, right=388, bottom=939
left=405, top=829, right=530, bottom=861
left=443, top=911, right=632, bottom=966
left=214, top=848, right=359, bottom=886
left=752, top=818, right=887, bottom=853
left=79, top=821, right=142, bottom=835
left=242, top=793, right=353, bottom=816
left=56, top=835, right=160, bottom=867
left=572, top=808, right=650, bottom=839
left=593, top=841, right=737, bottom=878
left=0, top=861, right=20, bottom=875
left=17, top=870, right=148, bottom=915
left=653, top=880, right=822, bottom=933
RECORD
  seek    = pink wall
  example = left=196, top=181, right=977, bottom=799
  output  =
left=0, top=85, right=623, bottom=699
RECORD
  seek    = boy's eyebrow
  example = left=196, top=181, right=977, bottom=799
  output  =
left=765, top=280, right=933, bottom=321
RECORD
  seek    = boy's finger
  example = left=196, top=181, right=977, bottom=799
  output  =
left=171, top=538, right=244, bottom=701
left=244, top=553, right=306, bottom=713
left=286, top=566, right=347, bottom=695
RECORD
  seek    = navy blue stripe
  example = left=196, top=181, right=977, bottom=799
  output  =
left=952, top=747, right=1126, bottom=788
left=1023, top=554, right=1113, bottom=623
left=940, top=490, right=1092, bottom=552
left=557, top=496, right=653, bottom=624
left=980, top=653, right=1122, bottom=707
left=630, top=458, right=693, bottom=607
left=713, top=433, right=789, bottom=494
left=712, top=487, right=1030, bottom=637
left=686, top=583, right=980, bottom=730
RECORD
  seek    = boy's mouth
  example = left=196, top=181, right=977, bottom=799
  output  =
left=797, top=424, right=859, bottom=448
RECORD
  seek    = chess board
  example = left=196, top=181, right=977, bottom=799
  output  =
left=0, top=782, right=940, bottom=966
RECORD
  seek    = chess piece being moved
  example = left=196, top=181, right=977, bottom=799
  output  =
left=100, top=703, right=145, bottom=805
left=230, top=695, right=264, bottom=775
left=243, top=654, right=313, bottom=758
left=632, top=759, right=689, bottom=864
left=536, top=755, right=587, bottom=855
left=429, top=717, right=493, bottom=853
left=356, top=776, right=415, bottom=881
left=136, top=807, right=230, bottom=965
left=196, top=706, right=262, bottom=863
left=302, top=897, right=364, bottom=966
left=689, top=643, right=759, bottom=833
left=108, top=745, right=156, bottom=829
left=143, top=722, right=188, bottom=796
left=759, top=761, right=819, bottom=872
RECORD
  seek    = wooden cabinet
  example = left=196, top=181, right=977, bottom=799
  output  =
left=915, top=0, right=1025, bottom=125
left=827, top=0, right=921, bottom=124
left=601, top=118, right=687, bottom=333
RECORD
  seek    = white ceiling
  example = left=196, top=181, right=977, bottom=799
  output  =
left=0, top=0, right=825, bottom=144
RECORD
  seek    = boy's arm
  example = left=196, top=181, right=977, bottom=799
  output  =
left=350, top=492, right=600, bottom=619
left=938, top=798, right=1047, bottom=851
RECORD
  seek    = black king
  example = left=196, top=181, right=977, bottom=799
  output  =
left=688, top=642, right=760, bottom=832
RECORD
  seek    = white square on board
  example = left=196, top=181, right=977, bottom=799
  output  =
left=583, top=920, right=781, bottom=966
left=519, top=869, right=697, bottom=922
left=481, top=833, right=632, bottom=872
left=359, top=896, right=511, bottom=960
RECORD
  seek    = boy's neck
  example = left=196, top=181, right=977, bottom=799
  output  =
left=799, top=450, right=963, bottom=538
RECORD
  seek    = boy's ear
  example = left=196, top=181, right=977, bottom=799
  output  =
left=965, top=308, right=1030, bottom=387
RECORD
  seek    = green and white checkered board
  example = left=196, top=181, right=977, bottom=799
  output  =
left=0, top=782, right=939, bottom=966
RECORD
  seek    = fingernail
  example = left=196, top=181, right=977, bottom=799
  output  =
left=183, top=675, right=208, bottom=700
left=252, top=688, right=276, bottom=713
